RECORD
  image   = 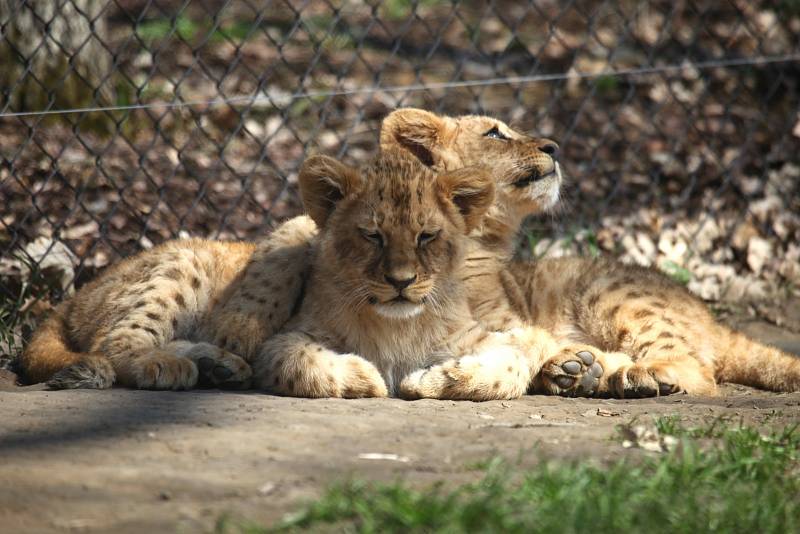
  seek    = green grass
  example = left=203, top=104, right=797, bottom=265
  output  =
left=381, top=0, right=447, bottom=20
left=220, top=418, right=800, bottom=534
left=659, top=260, right=693, bottom=286
left=136, top=16, right=265, bottom=45
left=594, top=74, right=621, bottom=97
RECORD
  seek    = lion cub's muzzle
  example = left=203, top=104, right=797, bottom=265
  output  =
left=369, top=277, right=431, bottom=320
left=512, top=159, right=559, bottom=188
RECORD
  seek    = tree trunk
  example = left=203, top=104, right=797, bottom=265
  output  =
left=0, top=0, right=114, bottom=131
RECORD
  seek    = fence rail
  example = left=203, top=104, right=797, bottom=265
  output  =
left=1, top=0, right=799, bottom=354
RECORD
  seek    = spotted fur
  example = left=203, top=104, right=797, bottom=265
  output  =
left=256, top=108, right=800, bottom=398
left=21, top=240, right=263, bottom=389
left=512, top=257, right=800, bottom=396
left=253, top=150, right=563, bottom=400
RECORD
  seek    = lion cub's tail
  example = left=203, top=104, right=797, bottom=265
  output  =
left=20, top=306, right=115, bottom=389
left=714, top=325, right=800, bottom=392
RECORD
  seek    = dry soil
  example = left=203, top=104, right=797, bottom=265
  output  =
left=1, top=319, right=799, bottom=534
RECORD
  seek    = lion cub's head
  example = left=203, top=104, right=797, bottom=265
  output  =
left=299, top=150, right=493, bottom=320
left=380, top=108, right=561, bottom=227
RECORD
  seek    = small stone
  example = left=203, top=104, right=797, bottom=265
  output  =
left=596, top=408, right=620, bottom=417
left=258, top=482, right=276, bottom=496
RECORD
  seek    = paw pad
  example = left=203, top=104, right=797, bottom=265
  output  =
left=552, top=350, right=604, bottom=397
left=197, top=355, right=249, bottom=388
left=555, top=375, right=575, bottom=388
left=658, top=382, right=678, bottom=396
left=213, top=366, right=233, bottom=380
left=577, top=351, right=594, bottom=365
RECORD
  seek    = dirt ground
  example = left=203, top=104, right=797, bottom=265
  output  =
left=1, top=318, right=799, bottom=534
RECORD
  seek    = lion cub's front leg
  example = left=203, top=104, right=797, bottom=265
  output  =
left=253, top=331, right=388, bottom=398
left=398, top=327, right=542, bottom=401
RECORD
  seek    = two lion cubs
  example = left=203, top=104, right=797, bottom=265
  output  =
left=21, top=109, right=800, bottom=398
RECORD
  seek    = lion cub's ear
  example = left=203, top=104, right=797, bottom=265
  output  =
left=380, top=108, right=448, bottom=168
left=436, top=166, right=495, bottom=233
left=298, top=155, right=361, bottom=227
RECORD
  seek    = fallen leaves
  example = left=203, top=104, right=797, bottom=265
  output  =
left=620, top=424, right=679, bottom=453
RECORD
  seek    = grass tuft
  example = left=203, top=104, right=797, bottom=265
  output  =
left=222, top=418, right=800, bottom=534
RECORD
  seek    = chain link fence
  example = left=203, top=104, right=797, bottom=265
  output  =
left=2, top=0, right=800, bottom=354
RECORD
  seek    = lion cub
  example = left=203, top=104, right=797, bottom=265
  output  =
left=21, top=108, right=584, bottom=394
left=246, top=109, right=623, bottom=397
left=384, top=108, right=800, bottom=396
left=255, top=108, right=800, bottom=397
left=253, top=150, right=564, bottom=399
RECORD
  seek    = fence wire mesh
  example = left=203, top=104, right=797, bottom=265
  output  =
left=1, top=0, right=799, bottom=354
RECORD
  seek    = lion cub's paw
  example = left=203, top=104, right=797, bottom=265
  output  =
left=266, top=353, right=388, bottom=398
left=190, top=348, right=253, bottom=390
left=46, top=354, right=116, bottom=390
left=399, top=351, right=528, bottom=401
left=166, top=341, right=253, bottom=389
left=129, top=351, right=199, bottom=390
left=609, top=363, right=678, bottom=398
left=334, top=355, right=389, bottom=398
left=534, top=348, right=604, bottom=397
left=609, top=360, right=717, bottom=398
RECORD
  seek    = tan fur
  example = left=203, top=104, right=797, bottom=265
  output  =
left=23, top=108, right=798, bottom=396
left=251, top=109, right=618, bottom=397
left=511, top=257, right=800, bottom=396
left=256, top=108, right=800, bottom=397
left=381, top=110, right=800, bottom=396
left=252, top=149, right=565, bottom=400
left=21, top=107, right=574, bottom=394
left=385, top=110, right=800, bottom=396
left=22, top=239, right=271, bottom=389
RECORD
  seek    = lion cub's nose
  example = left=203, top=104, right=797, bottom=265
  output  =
left=537, top=140, right=560, bottom=160
left=385, top=274, right=416, bottom=291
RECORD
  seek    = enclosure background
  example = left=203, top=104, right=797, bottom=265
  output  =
left=1, top=0, right=799, bottom=351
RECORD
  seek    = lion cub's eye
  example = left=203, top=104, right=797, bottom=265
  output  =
left=417, top=230, right=440, bottom=247
left=484, top=126, right=509, bottom=140
left=360, top=229, right=384, bottom=247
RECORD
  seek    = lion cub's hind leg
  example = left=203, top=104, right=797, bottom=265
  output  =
left=114, top=341, right=252, bottom=391
left=572, top=265, right=720, bottom=398
left=204, top=216, right=317, bottom=360
left=180, top=341, right=252, bottom=389
left=608, top=358, right=717, bottom=398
